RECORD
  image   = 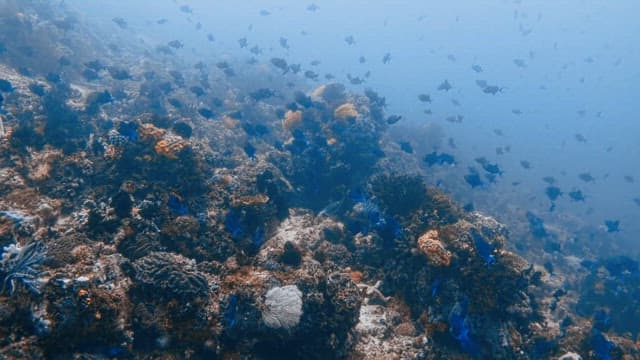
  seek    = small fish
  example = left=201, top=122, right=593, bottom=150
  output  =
left=545, top=186, right=563, bottom=201
left=472, top=64, right=483, bottom=73
left=386, top=115, right=402, bottom=125
left=359, top=56, right=366, bottom=63
left=0, top=79, right=14, bottom=92
left=238, top=37, right=248, bottom=48
left=447, top=54, right=457, bottom=62
left=604, top=220, right=620, bottom=233
left=578, top=172, right=595, bottom=183
left=157, top=18, right=168, bottom=24
left=568, top=189, right=586, bottom=202
left=259, top=9, right=271, bottom=16
left=382, top=52, right=392, bottom=64
left=207, top=33, right=215, bottom=42
left=520, top=160, right=532, bottom=169
left=279, top=37, right=289, bottom=49
left=542, top=176, right=556, bottom=185
left=483, top=85, right=502, bottom=95
left=179, top=5, right=193, bottom=14
left=399, top=141, right=413, bottom=153
left=512, top=109, right=522, bottom=115
left=624, top=175, right=634, bottom=183
left=574, top=133, right=587, bottom=143
left=344, top=35, right=356, bottom=46
left=270, top=57, right=289, bottom=73
left=417, top=94, right=431, bottom=103
left=347, top=74, right=364, bottom=85
left=243, top=142, right=256, bottom=158
left=190, top=86, right=205, bottom=97
left=464, top=169, right=484, bottom=188
left=168, top=40, right=184, bottom=49
left=325, top=73, right=335, bottom=80
left=513, top=58, right=527, bottom=68
left=307, top=3, right=319, bottom=12
left=249, top=45, right=262, bottom=55
left=633, top=197, right=640, bottom=207
left=475, top=80, right=488, bottom=88
left=437, top=80, right=452, bottom=91
left=112, top=17, right=127, bottom=29
left=304, top=70, right=319, bottom=80
left=195, top=22, right=202, bottom=30
left=445, top=115, right=463, bottom=123
left=310, top=60, right=321, bottom=66
left=424, top=152, right=456, bottom=166
left=198, top=108, right=214, bottom=119
left=249, top=88, right=276, bottom=101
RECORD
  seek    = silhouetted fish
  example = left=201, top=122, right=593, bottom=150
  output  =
left=386, top=115, right=402, bottom=125
left=568, top=189, right=586, bottom=202
left=347, top=74, right=364, bottom=85
left=624, top=175, right=634, bottom=183
left=112, top=17, right=127, bottom=29
left=198, top=108, right=214, bottom=119
left=179, top=5, right=193, bottom=14
left=307, top=3, right=319, bottom=12
left=399, top=141, right=413, bottom=153
left=513, top=58, right=527, bottom=68
left=472, top=64, right=483, bottom=73
left=249, top=46, right=262, bottom=55
left=418, top=94, right=431, bottom=103
left=310, top=60, right=321, bottom=66
left=270, top=58, right=288, bottom=73
left=512, top=109, right=522, bottom=115
left=168, top=40, right=184, bottom=49
left=475, top=80, right=488, bottom=88
left=483, top=85, right=502, bottom=95
left=344, top=35, right=356, bottom=45
left=464, top=169, right=484, bottom=188
left=520, top=160, right=532, bottom=169
left=238, top=37, right=248, bottom=48
left=207, top=33, right=215, bottom=42
left=578, top=172, right=595, bottom=183
left=542, top=176, right=556, bottom=185
left=249, top=88, right=276, bottom=101
left=157, top=18, right=168, bottom=25
left=445, top=115, right=463, bottom=123
left=304, top=70, right=319, bottom=80
left=545, top=186, right=563, bottom=201
left=382, top=53, right=392, bottom=64
left=359, top=56, right=366, bottom=63
left=259, top=9, right=271, bottom=16
left=604, top=220, right=620, bottom=233
left=279, top=37, right=289, bottom=50
left=574, top=133, right=587, bottom=143
left=289, top=64, right=301, bottom=74
left=437, top=80, right=452, bottom=91
left=424, top=152, right=456, bottom=167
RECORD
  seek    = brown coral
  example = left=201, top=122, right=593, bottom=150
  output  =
left=283, top=110, right=302, bottom=131
left=417, top=229, right=451, bottom=267
left=138, top=123, right=166, bottom=143
left=333, top=103, right=359, bottom=121
left=232, top=194, right=270, bottom=207
left=154, top=135, right=187, bottom=159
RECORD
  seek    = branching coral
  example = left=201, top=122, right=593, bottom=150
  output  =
left=0, top=241, right=47, bottom=295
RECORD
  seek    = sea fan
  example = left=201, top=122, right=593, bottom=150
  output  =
left=0, top=241, right=47, bottom=295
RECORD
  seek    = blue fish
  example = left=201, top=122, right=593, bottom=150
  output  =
left=470, top=228, right=496, bottom=265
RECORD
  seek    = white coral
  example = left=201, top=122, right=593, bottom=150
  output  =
left=262, top=285, right=303, bottom=330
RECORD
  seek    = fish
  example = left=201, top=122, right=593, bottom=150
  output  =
left=399, top=141, right=413, bottom=153
left=475, top=157, right=503, bottom=175
left=578, top=172, right=595, bottom=183
left=179, top=5, right=193, bottom=14
left=310, top=60, right=321, bottom=66
left=493, top=129, right=504, bottom=136
left=526, top=211, right=547, bottom=238
left=624, top=175, right=635, bottom=183
left=447, top=54, right=457, bottom=62
left=464, top=169, right=484, bottom=188
left=424, top=152, right=456, bottom=167
left=520, top=160, right=532, bottom=169
left=325, top=73, right=335, bottom=80
left=244, top=142, right=256, bottom=158
left=344, top=35, right=356, bottom=46
left=359, top=56, right=366, bottom=63
left=195, top=22, right=202, bottom=30
left=238, top=37, right=248, bottom=48
left=207, top=33, right=215, bottom=42
left=249, top=88, right=276, bottom=101
left=472, top=64, right=483, bottom=73
left=445, top=115, right=463, bottom=123
left=112, top=17, right=127, bottom=29
left=304, top=70, right=319, bottom=81
left=0, top=79, right=14, bottom=92
left=475, top=80, right=488, bottom=88
left=259, top=9, right=271, bottom=16
left=198, top=108, right=214, bottom=119
left=382, top=53, right=392, bottom=64
left=483, top=85, right=502, bottom=95
left=386, top=115, right=402, bottom=125
left=289, top=64, right=301, bottom=74
left=545, top=186, right=563, bottom=201
left=307, top=3, right=319, bottom=12
left=347, top=74, right=364, bottom=85
left=107, top=67, right=131, bottom=80
left=189, top=86, right=205, bottom=97
left=279, top=37, right=289, bottom=49
left=574, top=133, right=587, bottom=143
left=270, top=57, right=289, bottom=74
left=417, top=94, right=431, bottom=103
left=633, top=198, right=640, bottom=207
left=568, top=189, right=586, bottom=202
left=451, top=99, right=461, bottom=107
left=604, top=220, right=620, bottom=233
left=513, top=58, right=527, bottom=67
left=249, top=45, right=262, bottom=55
left=437, top=80, right=452, bottom=91
left=168, top=40, right=184, bottom=49
left=157, top=18, right=168, bottom=24
left=542, top=176, right=556, bottom=185
left=512, top=109, right=522, bottom=115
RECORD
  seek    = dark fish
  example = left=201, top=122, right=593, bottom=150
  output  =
left=168, top=40, right=184, bottom=49
left=483, top=85, right=502, bottom=95
left=451, top=99, right=461, bottom=107
left=190, top=86, right=205, bottom=97
left=195, top=22, right=202, bottom=31
left=493, top=129, right=504, bottom=136
left=448, top=138, right=457, bottom=149
left=512, top=109, right=522, bottom=115
left=28, top=83, right=45, bottom=96
left=437, top=80, right=452, bottom=91
left=475, top=80, right=488, bottom=88
left=382, top=52, right=392, bottom=64
left=574, top=133, right=587, bottom=143
left=0, top=79, right=14, bottom=92
left=445, top=115, right=463, bottom=123
left=156, top=46, right=174, bottom=55
left=249, top=88, right=276, bottom=101
left=304, top=70, right=319, bottom=80
left=238, top=37, right=248, bottom=48
left=310, top=60, right=321, bottom=66
left=472, top=64, right=483, bottom=73
left=520, top=160, right=532, bottom=169
left=604, top=220, right=620, bottom=233
left=107, top=67, right=131, bottom=80
left=279, top=37, right=289, bottom=49
left=325, top=73, right=335, bottom=80
left=112, top=17, right=127, bottom=29
left=198, top=108, right=214, bottom=119
left=545, top=186, right=563, bottom=201
left=578, top=172, right=595, bottom=183
left=259, top=9, right=271, bottom=16
left=359, top=56, right=366, bottom=63
left=386, top=115, right=402, bottom=125
left=167, top=98, right=183, bottom=109
left=249, top=45, right=262, bottom=55
left=526, top=212, right=547, bottom=238
left=294, top=91, right=313, bottom=108
left=157, top=18, right=168, bottom=24
left=624, top=175, right=634, bottom=183
left=216, top=61, right=230, bottom=69
left=568, top=189, right=586, bottom=202
left=424, top=109, right=433, bottom=115
left=173, top=122, right=192, bottom=139
left=347, top=74, right=364, bottom=85
left=307, top=3, right=319, bottom=12
left=417, top=94, right=431, bottom=103
left=424, top=152, right=456, bottom=166
left=513, top=58, right=527, bottom=68
left=84, top=60, right=104, bottom=71
left=207, top=33, right=215, bottom=42
left=633, top=198, right=640, bottom=207
left=447, top=54, right=457, bottom=62
left=464, top=169, right=484, bottom=188
left=542, top=176, right=556, bottom=185
left=223, top=68, right=236, bottom=77
left=475, top=157, right=503, bottom=175
left=179, top=5, right=193, bottom=14
left=344, top=35, right=356, bottom=45
left=399, top=141, right=413, bottom=153
left=270, top=57, right=289, bottom=73
left=289, top=64, right=301, bottom=74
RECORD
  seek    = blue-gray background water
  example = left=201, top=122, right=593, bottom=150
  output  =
left=67, top=0, right=640, bottom=254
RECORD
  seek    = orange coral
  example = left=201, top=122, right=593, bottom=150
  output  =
left=283, top=110, right=302, bottom=131
left=417, top=229, right=451, bottom=267
left=138, top=123, right=166, bottom=143
left=154, top=135, right=187, bottom=159
left=333, top=103, right=359, bottom=121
